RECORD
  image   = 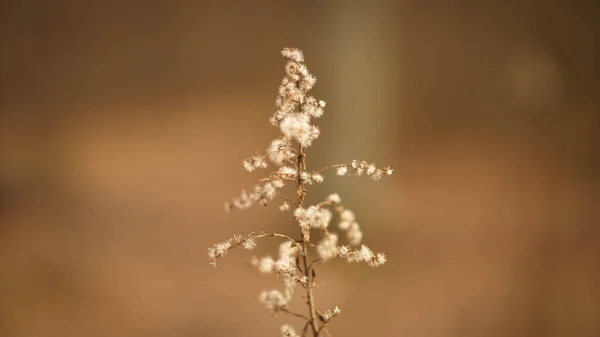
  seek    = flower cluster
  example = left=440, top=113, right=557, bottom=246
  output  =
left=316, top=233, right=338, bottom=261
left=267, top=138, right=295, bottom=166
left=280, top=324, right=300, bottom=337
left=259, top=289, right=290, bottom=312
left=322, top=306, right=342, bottom=322
left=252, top=241, right=307, bottom=296
left=207, top=233, right=257, bottom=266
left=339, top=244, right=387, bottom=267
left=270, top=49, right=323, bottom=148
left=307, top=193, right=385, bottom=264
left=243, top=154, right=268, bottom=172
left=335, top=160, right=394, bottom=180
left=211, top=48, right=392, bottom=336
left=224, top=181, right=281, bottom=212
left=294, top=206, right=333, bottom=239
left=270, top=48, right=325, bottom=132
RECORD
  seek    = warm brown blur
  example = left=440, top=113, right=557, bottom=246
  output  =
left=1, top=1, right=599, bottom=336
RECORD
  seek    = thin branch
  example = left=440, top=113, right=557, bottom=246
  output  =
left=277, top=267, right=309, bottom=291
left=315, top=163, right=347, bottom=174
left=315, top=309, right=327, bottom=322
left=259, top=176, right=296, bottom=183
left=314, top=308, right=337, bottom=336
left=317, top=324, right=330, bottom=336
left=308, top=257, right=322, bottom=273
left=254, top=232, right=304, bottom=253
left=275, top=193, right=294, bottom=204
left=315, top=200, right=335, bottom=208
left=301, top=322, right=311, bottom=337
left=279, top=307, right=310, bottom=322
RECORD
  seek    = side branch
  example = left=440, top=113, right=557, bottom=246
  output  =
left=279, top=307, right=311, bottom=322
left=255, top=232, right=304, bottom=253
left=208, top=232, right=305, bottom=266
left=315, top=164, right=347, bottom=174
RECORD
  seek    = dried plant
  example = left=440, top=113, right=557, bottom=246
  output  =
left=209, top=48, right=393, bottom=337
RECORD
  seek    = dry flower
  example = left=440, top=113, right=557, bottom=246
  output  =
left=210, top=48, right=392, bottom=336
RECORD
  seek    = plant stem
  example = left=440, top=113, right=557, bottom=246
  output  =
left=253, top=233, right=304, bottom=252
left=279, top=307, right=311, bottom=322
left=297, top=145, right=320, bottom=337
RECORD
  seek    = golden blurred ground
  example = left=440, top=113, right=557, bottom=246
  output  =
left=1, top=1, right=599, bottom=336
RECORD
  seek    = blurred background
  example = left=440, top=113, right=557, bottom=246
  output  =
left=1, top=1, right=599, bottom=336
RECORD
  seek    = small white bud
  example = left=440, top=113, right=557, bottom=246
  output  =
left=293, top=207, right=305, bottom=218
left=312, top=173, right=324, bottom=183
left=258, top=256, right=275, bottom=273
left=371, top=170, right=383, bottom=181
left=279, top=202, right=290, bottom=212
left=243, top=238, right=257, bottom=250
left=326, top=193, right=341, bottom=204
left=338, top=245, right=350, bottom=257
left=340, top=209, right=355, bottom=222
left=332, top=306, right=341, bottom=315
left=243, top=159, right=255, bottom=172
left=281, top=47, right=304, bottom=62
left=338, top=220, right=352, bottom=230
left=280, top=324, right=300, bottom=337
left=367, top=164, right=376, bottom=175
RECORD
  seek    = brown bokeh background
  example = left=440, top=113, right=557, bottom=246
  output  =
left=1, top=1, right=599, bottom=336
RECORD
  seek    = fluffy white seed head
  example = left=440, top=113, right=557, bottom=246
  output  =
left=258, top=256, right=275, bottom=273
left=322, top=305, right=342, bottom=322
left=281, top=48, right=304, bottom=62
left=279, top=202, right=290, bottom=212
left=279, top=241, right=299, bottom=260
left=300, top=73, right=317, bottom=91
left=358, top=245, right=374, bottom=261
left=372, top=253, right=386, bottom=267
left=338, top=220, right=352, bottom=230
left=371, top=170, right=383, bottom=181
left=243, top=155, right=268, bottom=172
left=267, top=138, right=294, bottom=166
left=280, top=113, right=311, bottom=145
left=293, top=207, right=305, bottom=219
left=300, top=172, right=311, bottom=184
left=243, top=238, right=257, bottom=250
left=347, top=222, right=363, bottom=246
left=338, top=245, right=350, bottom=257
left=259, top=289, right=289, bottom=311
left=326, top=193, right=341, bottom=204
left=316, top=233, right=339, bottom=261
left=340, top=209, right=355, bottom=222
left=312, top=173, right=324, bottom=183
left=243, top=160, right=255, bottom=172
left=280, top=324, right=300, bottom=337
left=384, top=166, right=394, bottom=175
left=278, top=166, right=298, bottom=179
left=367, top=164, right=376, bottom=176
left=294, top=206, right=331, bottom=229
left=307, top=206, right=332, bottom=229
left=341, top=245, right=386, bottom=267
